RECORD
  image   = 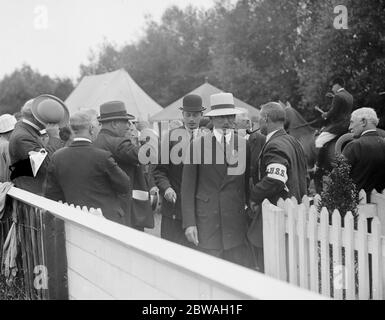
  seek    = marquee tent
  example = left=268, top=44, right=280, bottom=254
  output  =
left=65, top=69, right=162, bottom=121
left=149, top=82, right=260, bottom=122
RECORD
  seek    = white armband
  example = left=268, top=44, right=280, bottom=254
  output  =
left=266, top=163, right=288, bottom=184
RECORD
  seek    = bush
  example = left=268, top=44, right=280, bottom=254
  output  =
left=318, top=155, right=360, bottom=223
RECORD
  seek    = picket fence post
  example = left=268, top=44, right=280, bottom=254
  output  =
left=262, top=199, right=286, bottom=281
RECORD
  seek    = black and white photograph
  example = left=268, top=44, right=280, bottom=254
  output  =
left=0, top=0, right=385, bottom=305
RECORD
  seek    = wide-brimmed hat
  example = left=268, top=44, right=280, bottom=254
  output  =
left=97, top=101, right=135, bottom=122
left=0, top=114, right=17, bottom=133
left=205, top=93, right=244, bottom=117
left=31, top=94, right=69, bottom=127
left=179, top=94, right=206, bottom=112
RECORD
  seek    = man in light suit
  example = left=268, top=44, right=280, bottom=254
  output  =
left=153, top=94, right=204, bottom=247
left=181, top=93, right=254, bottom=268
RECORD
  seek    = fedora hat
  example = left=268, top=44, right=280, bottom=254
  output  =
left=179, top=94, right=206, bottom=112
left=205, top=93, right=243, bottom=117
left=31, top=94, right=69, bottom=127
left=0, top=114, right=17, bottom=133
left=98, top=101, right=135, bottom=122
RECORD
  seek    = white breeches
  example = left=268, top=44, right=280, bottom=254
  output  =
left=315, top=132, right=337, bottom=148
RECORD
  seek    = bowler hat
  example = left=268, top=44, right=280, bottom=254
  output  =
left=31, top=94, right=69, bottom=127
left=205, top=93, right=243, bottom=117
left=0, top=114, right=17, bottom=133
left=98, top=101, right=135, bottom=122
left=179, top=94, right=206, bottom=112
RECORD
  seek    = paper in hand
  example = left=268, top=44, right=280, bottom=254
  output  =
left=28, top=149, right=47, bottom=177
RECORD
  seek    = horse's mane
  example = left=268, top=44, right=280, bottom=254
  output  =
left=284, top=105, right=317, bottom=168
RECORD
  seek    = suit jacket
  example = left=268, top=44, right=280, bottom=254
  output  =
left=325, top=89, right=354, bottom=135
left=93, top=129, right=154, bottom=228
left=8, top=121, right=50, bottom=195
left=153, top=126, right=196, bottom=221
left=248, top=131, right=266, bottom=184
left=342, top=131, right=385, bottom=194
left=181, top=131, right=250, bottom=250
left=45, top=140, right=131, bottom=224
left=248, top=129, right=308, bottom=247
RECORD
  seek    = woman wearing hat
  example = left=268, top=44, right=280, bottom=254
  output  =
left=0, top=114, right=17, bottom=182
left=8, top=95, right=69, bottom=195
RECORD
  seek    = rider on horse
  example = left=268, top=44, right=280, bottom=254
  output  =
left=315, top=77, right=354, bottom=168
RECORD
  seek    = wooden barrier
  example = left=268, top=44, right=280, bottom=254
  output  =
left=263, top=190, right=385, bottom=300
left=5, top=186, right=324, bottom=300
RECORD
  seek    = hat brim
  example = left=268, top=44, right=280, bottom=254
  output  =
left=31, top=94, right=70, bottom=127
left=97, top=115, right=135, bottom=122
left=205, top=107, right=244, bottom=117
left=179, top=107, right=206, bottom=112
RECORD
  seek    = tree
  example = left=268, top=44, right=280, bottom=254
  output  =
left=297, top=0, right=385, bottom=119
left=0, top=65, right=74, bottom=115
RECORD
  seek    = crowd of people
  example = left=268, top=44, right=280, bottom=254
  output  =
left=1, top=77, right=385, bottom=273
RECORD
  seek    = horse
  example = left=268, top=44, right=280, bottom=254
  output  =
left=283, top=104, right=340, bottom=193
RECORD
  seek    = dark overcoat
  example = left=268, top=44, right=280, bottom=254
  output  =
left=248, top=129, right=308, bottom=248
left=9, top=121, right=50, bottom=195
left=181, top=132, right=250, bottom=251
left=342, top=131, right=385, bottom=194
left=45, top=140, right=131, bottom=223
left=93, top=129, right=154, bottom=228
left=325, top=89, right=354, bottom=135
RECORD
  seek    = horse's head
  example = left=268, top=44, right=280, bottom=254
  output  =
left=284, top=105, right=317, bottom=169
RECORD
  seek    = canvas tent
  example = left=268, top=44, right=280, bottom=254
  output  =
left=65, top=69, right=162, bottom=121
left=149, top=82, right=260, bottom=122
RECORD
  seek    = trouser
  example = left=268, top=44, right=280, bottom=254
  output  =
left=160, top=215, right=193, bottom=248
left=315, top=132, right=337, bottom=148
left=199, top=242, right=256, bottom=270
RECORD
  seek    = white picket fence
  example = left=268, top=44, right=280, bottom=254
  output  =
left=58, top=201, right=104, bottom=218
left=262, top=189, right=385, bottom=300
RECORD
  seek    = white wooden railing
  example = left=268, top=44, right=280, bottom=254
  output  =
left=6, top=186, right=324, bottom=300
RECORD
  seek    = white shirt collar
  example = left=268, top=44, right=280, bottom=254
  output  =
left=213, top=128, right=232, bottom=144
left=337, top=88, right=345, bottom=93
left=361, top=129, right=377, bottom=136
left=185, top=126, right=198, bottom=138
left=266, top=129, right=280, bottom=142
left=73, top=137, right=92, bottom=143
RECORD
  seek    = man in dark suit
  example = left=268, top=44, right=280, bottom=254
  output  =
left=248, top=102, right=308, bottom=272
left=181, top=93, right=254, bottom=268
left=93, top=101, right=155, bottom=231
left=248, top=130, right=266, bottom=184
left=315, top=77, right=354, bottom=149
left=45, top=111, right=131, bottom=224
left=342, top=108, right=385, bottom=196
left=153, top=94, right=205, bottom=246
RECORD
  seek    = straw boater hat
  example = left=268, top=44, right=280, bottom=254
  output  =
left=179, top=94, right=206, bottom=112
left=205, top=93, right=244, bottom=117
left=97, top=101, right=135, bottom=122
left=31, top=94, right=69, bottom=127
left=0, top=114, right=17, bottom=134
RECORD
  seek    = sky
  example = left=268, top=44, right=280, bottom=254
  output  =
left=0, top=0, right=218, bottom=81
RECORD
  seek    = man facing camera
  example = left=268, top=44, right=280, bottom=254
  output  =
left=181, top=93, right=254, bottom=268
